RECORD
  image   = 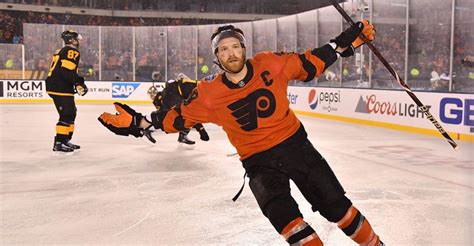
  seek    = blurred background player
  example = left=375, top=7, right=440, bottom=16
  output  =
left=45, top=30, right=88, bottom=152
left=145, top=73, right=209, bottom=145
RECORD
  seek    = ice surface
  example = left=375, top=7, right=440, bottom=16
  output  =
left=1, top=104, right=473, bottom=245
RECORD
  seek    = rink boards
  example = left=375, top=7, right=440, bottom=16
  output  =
left=0, top=79, right=473, bottom=142
left=287, top=86, right=473, bottom=142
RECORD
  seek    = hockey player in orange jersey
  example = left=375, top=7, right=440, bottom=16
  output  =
left=99, top=21, right=383, bottom=245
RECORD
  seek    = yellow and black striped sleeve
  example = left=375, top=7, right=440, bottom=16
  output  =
left=178, top=79, right=198, bottom=98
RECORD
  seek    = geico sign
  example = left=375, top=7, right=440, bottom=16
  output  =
left=440, top=98, right=474, bottom=127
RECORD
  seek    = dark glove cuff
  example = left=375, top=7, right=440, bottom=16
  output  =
left=339, top=46, right=355, bottom=57
left=149, top=111, right=165, bottom=130
left=75, top=76, right=85, bottom=85
left=129, top=113, right=144, bottom=138
left=132, top=113, right=143, bottom=127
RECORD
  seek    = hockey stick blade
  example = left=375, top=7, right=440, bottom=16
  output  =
left=329, top=0, right=458, bottom=150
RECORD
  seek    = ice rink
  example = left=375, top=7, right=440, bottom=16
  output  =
left=1, top=103, right=473, bottom=245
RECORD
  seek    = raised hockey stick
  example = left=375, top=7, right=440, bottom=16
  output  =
left=330, top=0, right=458, bottom=150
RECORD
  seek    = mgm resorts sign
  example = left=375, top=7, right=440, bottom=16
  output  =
left=0, top=80, right=45, bottom=98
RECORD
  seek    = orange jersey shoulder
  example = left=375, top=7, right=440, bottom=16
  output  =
left=179, top=59, right=301, bottom=159
left=162, top=45, right=338, bottom=159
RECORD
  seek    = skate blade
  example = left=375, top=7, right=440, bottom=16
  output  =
left=51, top=151, right=75, bottom=156
left=177, top=143, right=196, bottom=150
left=226, top=152, right=238, bottom=157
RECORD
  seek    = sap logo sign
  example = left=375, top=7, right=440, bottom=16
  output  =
left=112, top=82, right=140, bottom=98
left=440, top=98, right=473, bottom=127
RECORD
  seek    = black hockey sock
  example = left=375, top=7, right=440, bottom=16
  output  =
left=55, top=121, right=70, bottom=143
left=68, top=123, right=75, bottom=139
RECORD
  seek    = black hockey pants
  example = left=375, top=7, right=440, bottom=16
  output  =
left=50, top=94, right=77, bottom=142
left=242, top=124, right=351, bottom=233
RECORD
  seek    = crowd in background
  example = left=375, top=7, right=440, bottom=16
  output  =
left=0, top=10, right=231, bottom=44
left=0, top=0, right=317, bottom=15
left=0, top=0, right=472, bottom=92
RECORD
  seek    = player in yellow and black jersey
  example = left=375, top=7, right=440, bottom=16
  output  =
left=46, top=30, right=88, bottom=152
left=146, top=73, right=209, bottom=145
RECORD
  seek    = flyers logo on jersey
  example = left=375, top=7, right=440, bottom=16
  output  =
left=227, top=89, right=276, bottom=131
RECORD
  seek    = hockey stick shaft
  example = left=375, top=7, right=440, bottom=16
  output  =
left=330, top=0, right=458, bottom=150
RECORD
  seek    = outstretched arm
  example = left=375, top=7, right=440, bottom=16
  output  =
left=99, top=86, right=211, bottom=138
left=98, top=102, right=145, bottom=138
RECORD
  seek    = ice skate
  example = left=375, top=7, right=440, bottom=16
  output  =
left=65, top=141, right=81, bottom=150
left=178, top=132, right=195, bottom=145
left=53, top=141, right=74, bottom=152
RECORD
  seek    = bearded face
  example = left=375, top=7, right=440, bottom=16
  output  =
left=216, top=37, right=246, bottom=73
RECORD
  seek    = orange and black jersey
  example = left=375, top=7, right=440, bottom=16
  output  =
left=45, top=46, right=81, bottom=96
left=151, top=44, right=338, bottom=159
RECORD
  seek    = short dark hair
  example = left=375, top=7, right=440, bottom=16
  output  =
left=211, top=25, right=244, bottom=41
left=61, top=30, right=81, bottom=44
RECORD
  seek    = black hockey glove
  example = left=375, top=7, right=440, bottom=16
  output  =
left=74, top=77, right=88, bottom=96
left=331, top=19, right=375, bottom=57
left=194, top=123, right=209, bottom=141
left=98, top=102, right=144, bottom=138
left=332, top=22, right=364, bottom=48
